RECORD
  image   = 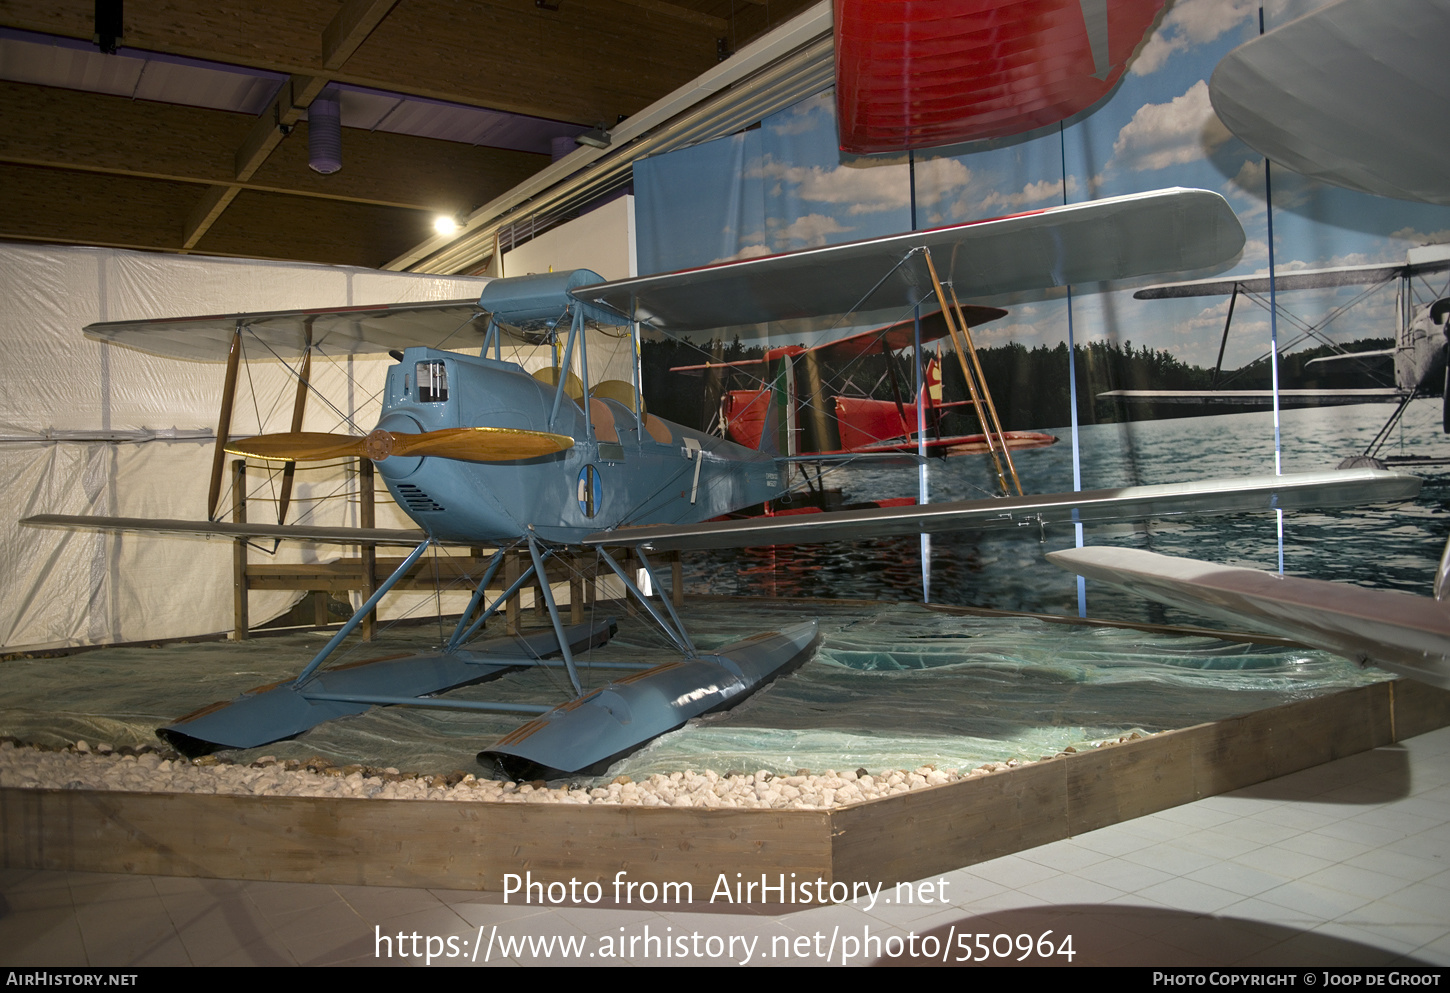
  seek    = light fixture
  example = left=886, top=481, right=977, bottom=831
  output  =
left=575, top=126, right=611, bottom=149
left=433, top=215, right=460, bottom=236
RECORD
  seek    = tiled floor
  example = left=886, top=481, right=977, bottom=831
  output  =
left=3, top=726, right=1448, bottom=967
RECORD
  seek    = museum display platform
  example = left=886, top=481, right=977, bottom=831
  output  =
left=5, top=677, right=1446, bottom=892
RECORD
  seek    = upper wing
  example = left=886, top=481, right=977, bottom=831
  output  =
left=583, top=468, right=1420, bottom=550
left=1210, top=0, right=1450, bottom=206
left=572, top=188, right=1245, bottom=334
left=83, top=268, right=634, bottom=362
left=84, top=299, right=492, bottom=361
left=87, top=192, right=1240, bottom=358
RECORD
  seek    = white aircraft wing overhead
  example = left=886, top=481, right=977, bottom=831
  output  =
left=84, top=299, right=491, bottom=361
left=1210, top=0, right=1450, bottom=206
left=1048, top=546, right=1450, bottom=690
left=571, top=188, right=1245, bottom=334
left=583, top=468, right=1419, bottom=551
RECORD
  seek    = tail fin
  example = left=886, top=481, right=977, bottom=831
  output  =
left=921, top=354, right=943, bottom=407
left=757, top=386, right=782, bottom=455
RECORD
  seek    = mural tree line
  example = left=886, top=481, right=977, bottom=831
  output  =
left=641, top=333, right=1395, bottom=436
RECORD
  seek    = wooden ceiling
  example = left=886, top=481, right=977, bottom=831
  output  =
left=0, top=0, right=815, bottom=270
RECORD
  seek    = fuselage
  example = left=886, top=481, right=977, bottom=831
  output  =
left=373, top=347, right=785, bottom=544
left=1398, top=298, right=1450, bottom=392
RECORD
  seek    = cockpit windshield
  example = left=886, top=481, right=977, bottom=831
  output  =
left=416, top=360, right=448, bottom=402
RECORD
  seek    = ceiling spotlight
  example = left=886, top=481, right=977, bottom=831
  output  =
left=433, top=215, right=460, bottom=236
left=575, top=126, right=611, bottom=149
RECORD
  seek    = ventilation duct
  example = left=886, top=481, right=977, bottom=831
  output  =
left=308, top=89, right=342, bottom=174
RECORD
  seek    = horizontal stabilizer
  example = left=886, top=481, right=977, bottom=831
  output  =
left=21, top=514, right=440, bottom=546
left=583, top=468, right=1420, bottom=550
left=1048, top=547, right=1450, bottom=690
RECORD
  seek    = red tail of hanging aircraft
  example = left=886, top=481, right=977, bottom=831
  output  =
left=835, top=0, right=1166, bottom=154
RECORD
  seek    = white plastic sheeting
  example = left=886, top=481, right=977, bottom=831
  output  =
left=0, top=242, right=491, bottom=650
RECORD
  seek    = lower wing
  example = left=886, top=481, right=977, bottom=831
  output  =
left=583, top=468, right=1420, bottom=550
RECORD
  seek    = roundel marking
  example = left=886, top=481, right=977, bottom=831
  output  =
left=577, top=464, right=602, bottom=518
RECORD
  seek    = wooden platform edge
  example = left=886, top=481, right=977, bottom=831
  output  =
left=3, top=680, right=1446, bottom=892
left=830, top=679, right=1450, bottom=885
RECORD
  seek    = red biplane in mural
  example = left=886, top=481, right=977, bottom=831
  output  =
left=667, top=308, right=1057, bottom=483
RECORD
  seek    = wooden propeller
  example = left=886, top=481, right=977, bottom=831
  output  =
left=225, top=426, right=574, bottom=464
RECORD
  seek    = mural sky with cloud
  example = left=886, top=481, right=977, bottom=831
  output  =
left=634, top=0, right=1450, bottom=373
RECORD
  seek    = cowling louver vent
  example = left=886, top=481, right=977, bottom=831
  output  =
left=396, top=483, right=444, bottom=512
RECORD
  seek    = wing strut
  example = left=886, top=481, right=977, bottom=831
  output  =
left=594, top=546, right=697, bottom=658
left=526, top=533, right=583, bottom=697
left=1211, top=284, right=1239, bottom=388
left=293, top=537, right=434, bottom=687
left=277, top=323, right=312, bottom=525
left=921, top=248, right=1023, bottom=495
left=206, top=323, right=243, bottom=520
left=948, top=279, right=1023, bottom=494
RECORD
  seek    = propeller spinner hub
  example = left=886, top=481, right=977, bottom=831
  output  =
left=364, top=429, right=395, bottom=461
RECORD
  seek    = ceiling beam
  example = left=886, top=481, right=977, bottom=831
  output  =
left=345, top=2, right=718, bottom=124
left=322, top=0, right=400, bottom=69
left=613, top=0, right=728, bottom=32
left=232, top=75, right=329, bottom=183
left=193, top=188, right=432, bottom=268
left=0, top=0, right=817, bottom=268
left=191, top=0, right=402, bottom=251
left=0, top=1, right=723, bottom=123
left=0, top=163, right=196, bottom=252
left=0, top=82, right=245, bottom=185
left=184, top=187, right=242, bottom=250
left=0, top=161, right=437, bottom=267
left=0, top=83, right=547, bottom=212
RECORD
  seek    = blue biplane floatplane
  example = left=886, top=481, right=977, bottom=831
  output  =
left=23, top=188, right=1424, bottom=778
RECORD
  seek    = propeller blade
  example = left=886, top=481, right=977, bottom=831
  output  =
left=225, top=432, right=366, bottom=461
left=380, top=427, right=574, bottom=462
left=225, top=427, right=573, bottom=464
